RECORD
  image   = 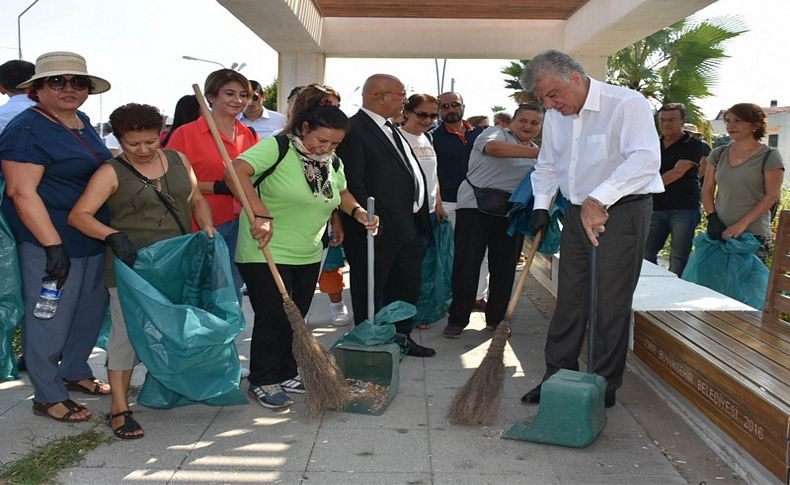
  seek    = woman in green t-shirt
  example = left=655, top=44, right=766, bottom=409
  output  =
left=230, top=104, right=378, bottom=410
left=702, top=103, right=784, bottom=262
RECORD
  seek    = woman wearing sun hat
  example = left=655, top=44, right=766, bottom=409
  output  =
left=0, top=51, right=112, bottom=423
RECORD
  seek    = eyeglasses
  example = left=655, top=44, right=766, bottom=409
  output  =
left=376, top=90, right=407, bottom=99
left=413, top=111, right=439, bottom=120
left=45, top=75, right=91, bottom=91
left=439, top=101, right=463, bottom=110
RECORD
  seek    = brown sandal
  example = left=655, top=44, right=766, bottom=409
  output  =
left=64, top=378, right=111, bottom=395
left=32, top=399, right=91, bottom=423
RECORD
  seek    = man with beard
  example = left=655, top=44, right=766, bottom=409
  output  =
left=337, top=74, right=435, bottom=358
left=432, top=92, right=489, bottom=310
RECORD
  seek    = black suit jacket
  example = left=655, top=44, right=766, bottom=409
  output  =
left=337, top=110, right=430, bottom=245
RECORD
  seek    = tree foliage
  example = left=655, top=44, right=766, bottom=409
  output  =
left=501, top=16, right=746, bottom=126
left=606, top=16, right=746, bottom=125
left=262, top=78, right=277, bottom=111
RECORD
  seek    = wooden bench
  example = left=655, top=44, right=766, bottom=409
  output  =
left=633, top=211, right=790, bottom=484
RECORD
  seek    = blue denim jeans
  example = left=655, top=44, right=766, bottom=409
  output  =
left=644, top=209, right=701, bottom=276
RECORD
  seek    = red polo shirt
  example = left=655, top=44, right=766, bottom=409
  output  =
left=166, top=115, right=258, bottom=229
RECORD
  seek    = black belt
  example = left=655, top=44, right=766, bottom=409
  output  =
left=571, top=193, right=651, bottom=208
left=613, top=193, right=651, bottom=206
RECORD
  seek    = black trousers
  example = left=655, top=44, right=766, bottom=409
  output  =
left=543, top=197, right=651, bottom=397
left=447, top=208, right=523, bottom=328
left=343, top=228, right=423, bottom=335
left=239, top=262, right=320, bottom=386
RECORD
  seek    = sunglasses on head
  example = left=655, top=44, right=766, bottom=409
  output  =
left=412, top=111, right=438, bottom=120
left=439, top=101, right=463, bottom=110
left=45, top=75, right=91, bottom=91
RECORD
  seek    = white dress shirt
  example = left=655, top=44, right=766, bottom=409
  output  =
left=531, top=77, right=663, bottom=210
left=240, top=108, right=286, bottom=139
left=360, top=107, right=425, bottom=212
left=0, top=94, right=35, bottom=133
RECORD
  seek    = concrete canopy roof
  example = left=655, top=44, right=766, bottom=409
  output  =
left=218, top=0, right=716, bottom=59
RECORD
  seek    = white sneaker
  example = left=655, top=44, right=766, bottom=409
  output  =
left=329, top=302, right=350, bottom=326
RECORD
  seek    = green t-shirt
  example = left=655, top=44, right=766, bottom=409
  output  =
left=710, top=144, right=784, bottom=236
left=235, top=137, right=346, bottom=265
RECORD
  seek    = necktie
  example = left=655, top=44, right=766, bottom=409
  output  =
left=385, top=121, right=419, bottom=203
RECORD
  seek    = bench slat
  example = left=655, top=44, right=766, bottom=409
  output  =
left=653, top=311, right=790, bottom=400
left=683, top=311, right=790, bottom=371
left=708, top=310, right=790, bottom=346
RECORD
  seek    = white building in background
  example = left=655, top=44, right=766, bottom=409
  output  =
left=710, top=100, right=790, bottom=182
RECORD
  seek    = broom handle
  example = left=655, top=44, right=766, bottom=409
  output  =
left=192, top=84, right=289, bottom=300
left=366, top=197, right=375, bottom=323
left=503, top=228, right=544, bottom=319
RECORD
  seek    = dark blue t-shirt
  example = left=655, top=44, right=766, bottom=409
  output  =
left=431, top=123, right=484, bottom=202
left=0, top=108, right=111, bottom=257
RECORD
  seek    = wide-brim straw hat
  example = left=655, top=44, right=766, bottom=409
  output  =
left=682, top=123, right=701, bottom=135
left=17, top=51, right=110, bottom=94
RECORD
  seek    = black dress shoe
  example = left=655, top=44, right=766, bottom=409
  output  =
left=400, top=334, right=436, bottom=358
left=521, top=384, right=541, bottom=404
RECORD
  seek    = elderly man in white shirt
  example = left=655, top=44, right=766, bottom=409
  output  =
left=521, top=50, right=663, bottom=409
left=0, top=60, right=36, bottom=133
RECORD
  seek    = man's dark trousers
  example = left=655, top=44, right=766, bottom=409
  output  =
left=543, top=197, right=651, bottom=398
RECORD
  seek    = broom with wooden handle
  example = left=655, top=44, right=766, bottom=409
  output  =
left=192, top=84, right=351, bottom=417
left=448, top=226, right=546, bottom=426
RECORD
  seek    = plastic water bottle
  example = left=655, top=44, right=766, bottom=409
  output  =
left=33, top=280, right=61, bottom=320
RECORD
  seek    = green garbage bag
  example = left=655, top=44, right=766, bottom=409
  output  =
left=332, top=301, right=416, bottom=357
left=95, top=305, right=111, bottom=351
left=414, top=219, right=453, bottom=326
left=0, top=180, right=23, bottom=381
left=681, top=233, right=769, bottom=310
left=115, top=232, right=246, bottom=408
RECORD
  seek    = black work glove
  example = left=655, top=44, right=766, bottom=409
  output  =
left=213, top=179, right=232, bottom=195
left=106, top=232, right=137, bottom=268
left=529, top=209, right=550, bottom=235
left=706, top=212, right=726, bottom=240
left=43, top=244, right=70, bottom=289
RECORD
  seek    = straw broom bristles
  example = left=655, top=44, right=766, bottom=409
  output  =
left=284, top=298, right=353, bottom=417
left=448, top=321, right=510, bottom=425
left=448, top=228, right=546, bottom=426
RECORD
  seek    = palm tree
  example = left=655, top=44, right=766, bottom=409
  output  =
left=500, top=60, right=539, bottom=105
left=607, top=16, right=746, bottom=125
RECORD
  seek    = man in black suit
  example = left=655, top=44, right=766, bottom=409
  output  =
left=337, top=74, right=435, bottom=358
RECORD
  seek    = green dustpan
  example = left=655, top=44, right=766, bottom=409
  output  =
left=330, top=198, right=403, bottom=415
left=504, top=244, right=607, bottom=447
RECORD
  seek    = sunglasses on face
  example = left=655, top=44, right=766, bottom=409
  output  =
left=45, top=75, right=91, bottom=91
left=413, top=111, right=439, bottom=120
left=439, top=101, right=463, bottom=110
left=252, top=94, right=260, bottom=101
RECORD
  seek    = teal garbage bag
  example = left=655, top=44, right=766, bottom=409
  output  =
left=332, top=301, right=416, bottom=357
left=681, top=233, right=769, bottom=310
left=115, top=232, right=247, bottom=408
left=414, top=219, right=453, bottom=326
left=507, top=169, right=567, bottom=254
left=0, top=180, right=23, bottom=381
left=95, top=305, right=111, bottom=351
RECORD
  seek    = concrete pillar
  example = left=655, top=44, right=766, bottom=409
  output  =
left=574, top=55, right=607, bottom=80
left=277, top=52, right=326, bottom=112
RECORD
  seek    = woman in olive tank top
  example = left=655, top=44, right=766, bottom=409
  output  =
left=69, top=103, right=215, bottom=439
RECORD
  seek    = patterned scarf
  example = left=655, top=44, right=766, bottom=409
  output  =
left=290, top=134, right=334, bottom=201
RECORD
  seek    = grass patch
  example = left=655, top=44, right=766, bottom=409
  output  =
left=0, top=429, right=108, bottom=484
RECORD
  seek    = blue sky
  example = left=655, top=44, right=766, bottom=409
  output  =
left=1, top=0, right=787, bottom=124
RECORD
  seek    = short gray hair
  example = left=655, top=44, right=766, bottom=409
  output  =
left=520, top=50, right=586, bottom=92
